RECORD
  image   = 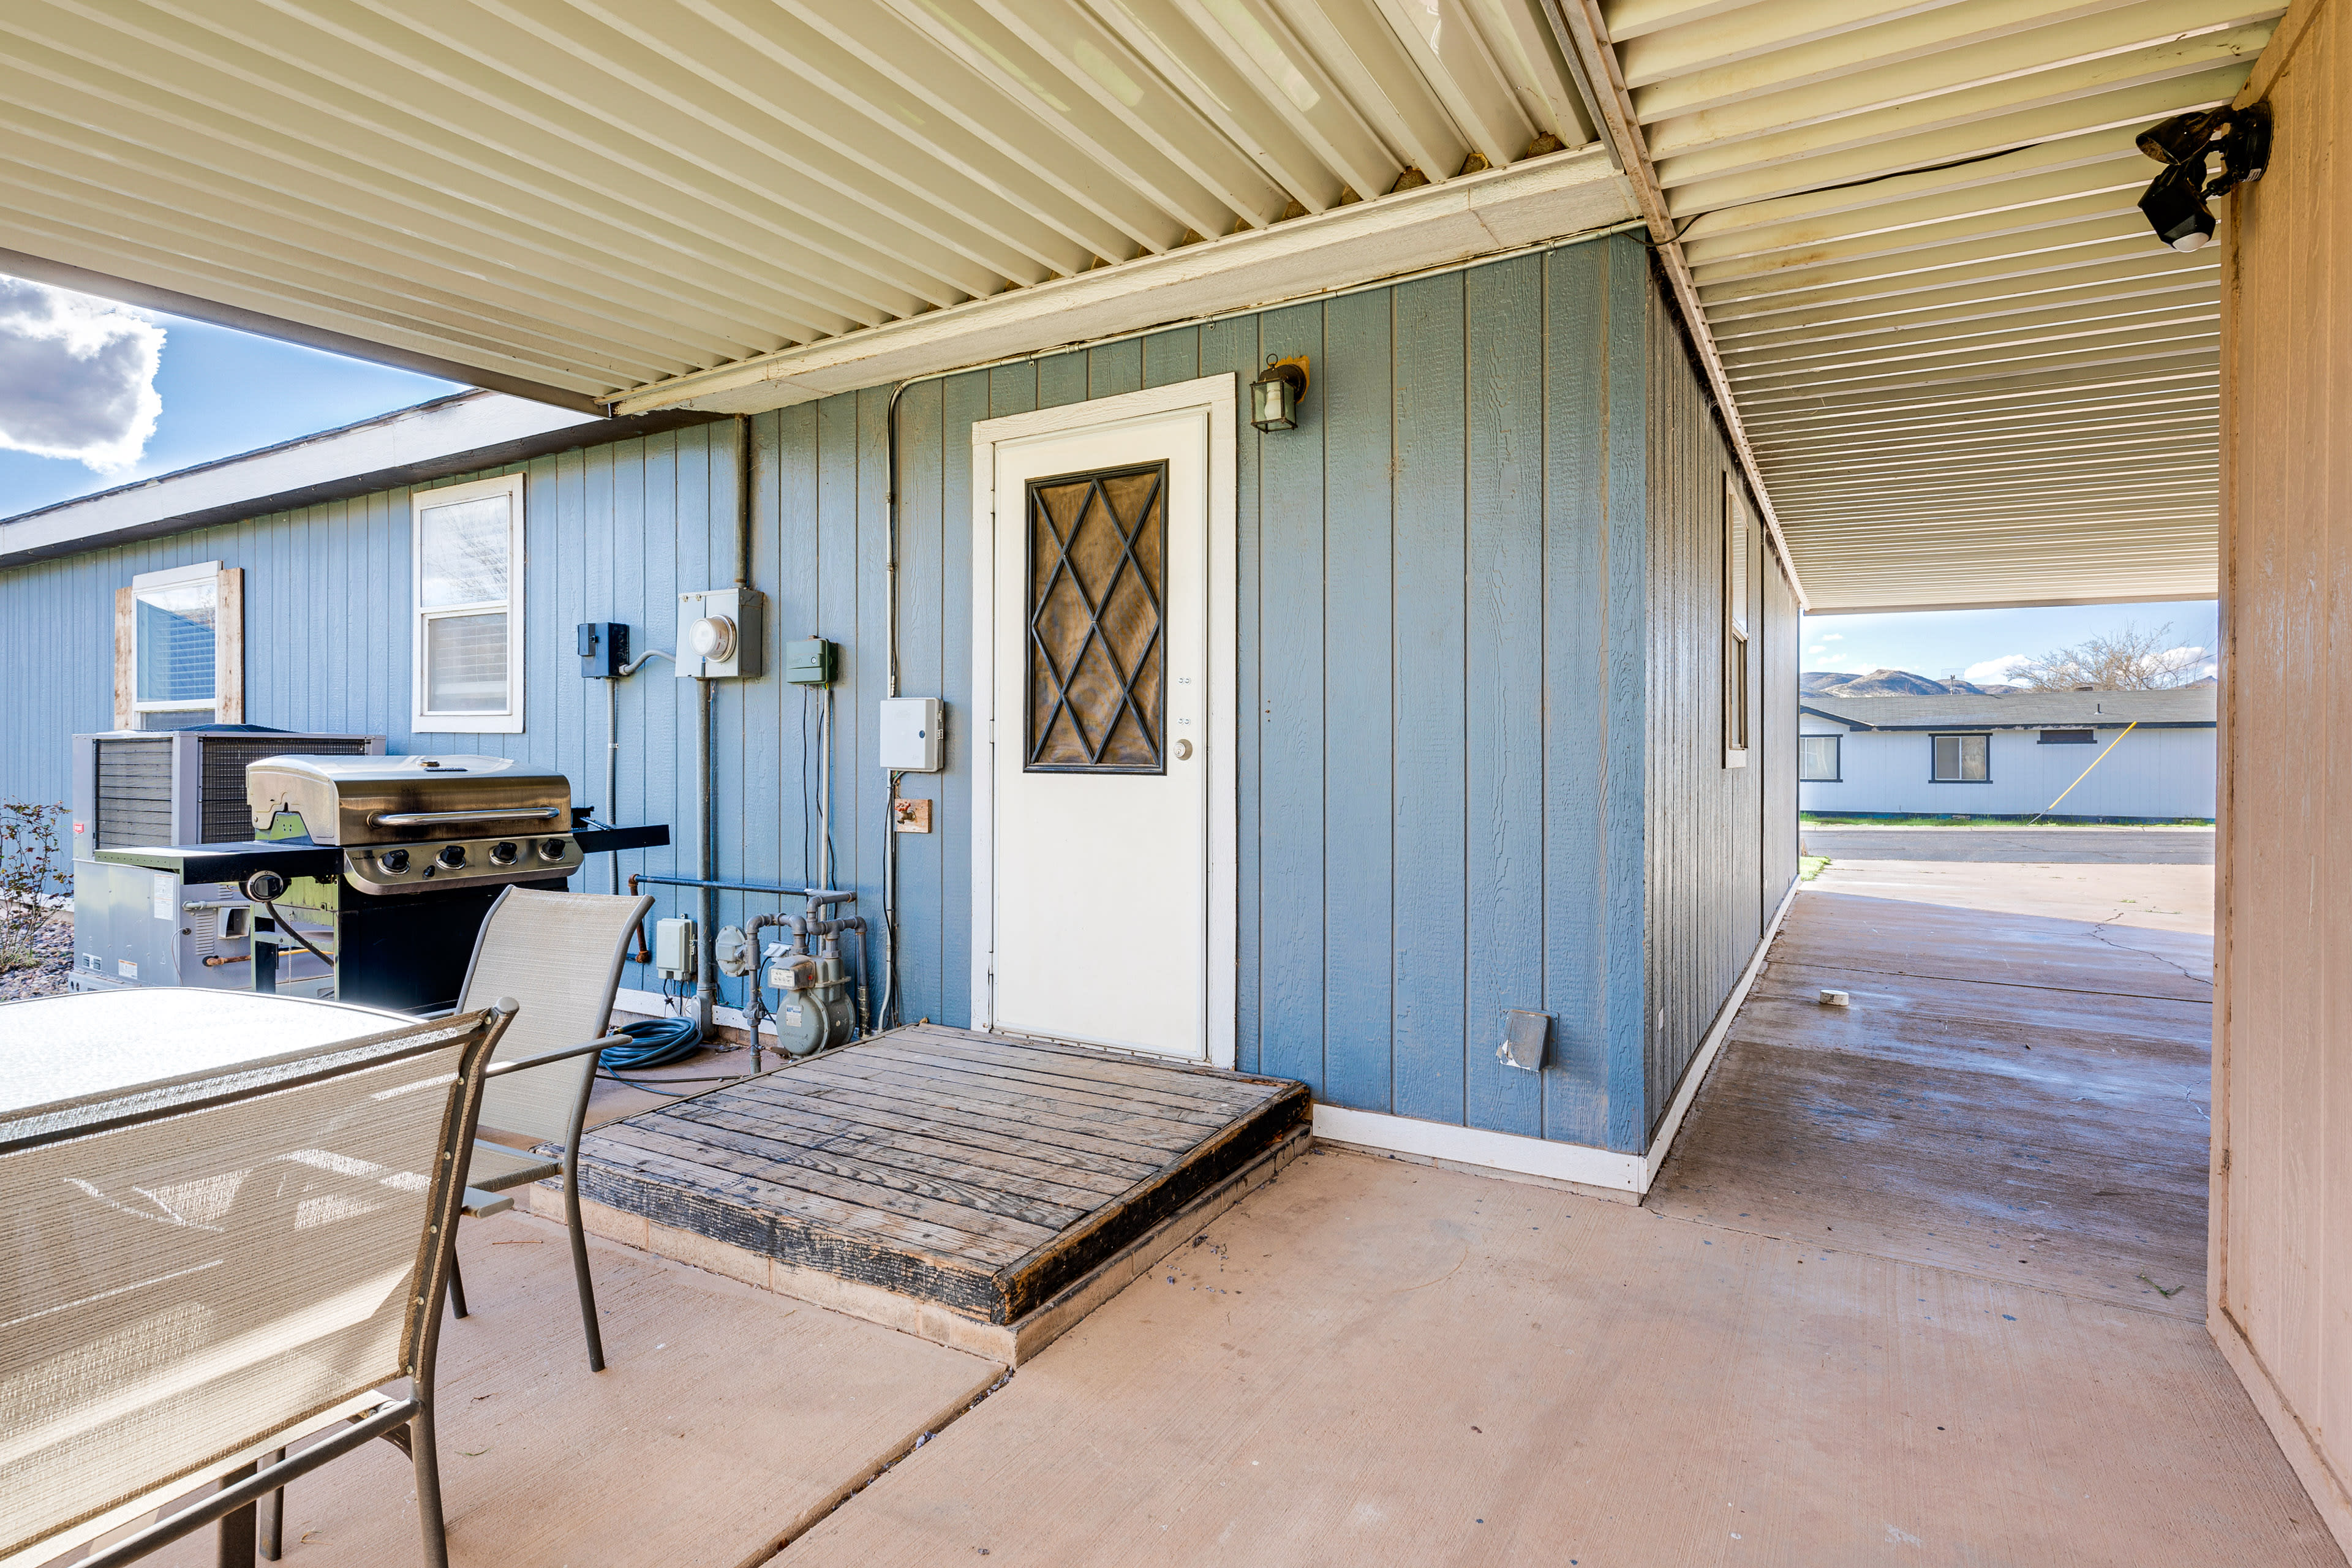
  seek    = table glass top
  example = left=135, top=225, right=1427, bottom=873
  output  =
left=0, top=989, right=411, bottom=1117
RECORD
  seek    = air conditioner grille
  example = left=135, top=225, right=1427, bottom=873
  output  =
left=94, top=738, right=173, bottom=850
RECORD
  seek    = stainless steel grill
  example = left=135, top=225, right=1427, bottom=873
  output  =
left=245, top=755, right=583, bottom=895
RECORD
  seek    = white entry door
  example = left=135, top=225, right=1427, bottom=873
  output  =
left=973, top=380, right=1234, bottom=1063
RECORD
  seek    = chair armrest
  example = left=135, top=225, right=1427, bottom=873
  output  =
left=482, top=1032, right=629, bottom=1079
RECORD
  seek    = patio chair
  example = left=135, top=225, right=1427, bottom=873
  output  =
left=0, top=1001, right=516, bottom=1568
left=443, top=886, right=654, bottom=1374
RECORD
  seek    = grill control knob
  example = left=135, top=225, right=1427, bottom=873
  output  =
left=538, top=838, right=569, bottom=863
left=379, top=848, right=410, bottom=874
left=437, top=844, right=467, bottom=870
left=489, top=841, right=519, bottom=866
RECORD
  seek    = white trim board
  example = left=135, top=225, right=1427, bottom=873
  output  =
left=614, top=151, right=1632, bottom=417
left=1314, top=877, right=1802, bottom=1196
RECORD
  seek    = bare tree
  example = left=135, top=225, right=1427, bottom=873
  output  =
left=2008, top=622, right=2210, bottom=692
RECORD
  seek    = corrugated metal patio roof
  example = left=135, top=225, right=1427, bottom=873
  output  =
left=0, top=0, right=1605, bottom=412
left=1549, top=0, right=2276, bottom=611
left=0, top=1, right=2281, bottom=613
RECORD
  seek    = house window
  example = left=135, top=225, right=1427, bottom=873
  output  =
left=1023, top=462, right=1166, bottom=773
left=412, top=475, right=525, bottom=733
left=1798, top=734, right=1841, bottom=781
left=2039, top=728, right=2096, bottom=744
left=115, top=561, right=244, bottom=730
left=1932, top=733, right=1989, bottom=782
left=1723, top=475, right=1751, bottom=770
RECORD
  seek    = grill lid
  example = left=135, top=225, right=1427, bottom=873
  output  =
left=247, top=754, right=571, bottom=845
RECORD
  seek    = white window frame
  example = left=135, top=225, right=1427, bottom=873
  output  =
left=1931, top=732, right=1991, bottom=783
left=128, top=561, right=224, bottom=720
left=1723, top=474, right=1752, bottom=769
left=411, top=473, right=526, bottom=734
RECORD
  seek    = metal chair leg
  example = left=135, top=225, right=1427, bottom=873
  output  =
left=258, top=1449, right=285, bottom=1561
left=447, top=1232, right=469, bottom=1319
left=563, top=1163, right=605, bottom=1372
left=410, top=1406, right=450, bottom=1568
left=216, top=1460, right=257, bottom=1567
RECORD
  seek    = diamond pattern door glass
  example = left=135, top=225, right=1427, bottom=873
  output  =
left=1026, top=463, right=1166, bottom=773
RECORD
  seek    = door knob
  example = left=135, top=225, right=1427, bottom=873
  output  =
left=1175, top=739, right=1194, bottom=761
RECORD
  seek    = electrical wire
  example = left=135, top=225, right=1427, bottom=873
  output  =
left=259, top=896, right=334, bottom=965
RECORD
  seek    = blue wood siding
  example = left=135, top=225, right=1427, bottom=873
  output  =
left=1641, top=281, right=1798, bottom=1138
left=1, top=230, right=1790, bottom=1155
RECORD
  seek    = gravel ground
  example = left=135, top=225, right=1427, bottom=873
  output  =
left=0, top=911, right=74, bottom=1001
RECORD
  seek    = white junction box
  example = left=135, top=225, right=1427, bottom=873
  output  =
left=878, top=696, right=945, bottom=772
left=654, top=917, right=698, bottom=981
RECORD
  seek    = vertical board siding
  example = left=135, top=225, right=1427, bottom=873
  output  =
left=0, top=231, right=1782, bottom=1157
left=1642, top=283, right=1790, bottom=1140
left=2215, top=0, right=2352, bottom=1548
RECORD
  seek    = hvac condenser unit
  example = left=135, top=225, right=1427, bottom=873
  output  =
left=69, top=724, right=383, bottom=998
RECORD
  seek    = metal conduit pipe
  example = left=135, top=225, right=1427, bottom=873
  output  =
left=606, top=647, right=674, bottom=894
left=692, top=675, right=717, bottom=1038
left=880, top=379, right=913, bottom=1033
left=694, top=415, right=755, bottom=1039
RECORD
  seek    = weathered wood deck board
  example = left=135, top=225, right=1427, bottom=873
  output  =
left=862, top=1035, right=1268, bottom=1119
left=824, top=1047, right=1243, bottom=1134
left=693, top=1083, right=1161, bottom=1185
left=674, top=1093, right=1136, bottom=1205
left=578, top=1025, right=1311, bottom=1325
left=893, top=1026, right=1277, bottom=1107
left=747, top=1075, right=1177, bottom=1170
left=789, top=1065, right=1206, bottom=1156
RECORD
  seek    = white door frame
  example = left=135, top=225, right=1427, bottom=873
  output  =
left=969, top=373, right=1238, bottom=1069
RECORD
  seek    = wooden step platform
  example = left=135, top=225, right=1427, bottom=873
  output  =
left=568, top=1023, right=1311, bottom=1362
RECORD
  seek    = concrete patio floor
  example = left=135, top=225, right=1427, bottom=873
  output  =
left=782, top=840, right=2342, bottom=1567
left=95, top=831, right=2343, bottom=1567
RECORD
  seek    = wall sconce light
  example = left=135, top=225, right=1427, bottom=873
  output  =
left=1250, top=355, right=1310, bottom=432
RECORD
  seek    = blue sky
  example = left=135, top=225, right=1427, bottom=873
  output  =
left=1804, top=600, right=2220, bottom=684
left=0, top=277, right=457, bottom=519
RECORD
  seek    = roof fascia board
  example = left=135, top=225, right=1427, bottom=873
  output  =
left=0, top=394, right=718, bottom=569
left=608, top=149, right=1635, bottom=417
left=0, top=249, right=608, bottom=415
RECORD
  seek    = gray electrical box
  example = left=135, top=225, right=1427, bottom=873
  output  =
left=878, top=697, right=944, bottom=772
left=785, top=637, right=835, bottom=686
left=676, top=588, right=764, bottom=679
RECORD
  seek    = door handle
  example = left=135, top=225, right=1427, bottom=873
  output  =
left=1175, top=739, right=1194, bottom=761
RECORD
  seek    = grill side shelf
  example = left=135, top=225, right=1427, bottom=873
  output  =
left=94, top=841, right=339, bottom=883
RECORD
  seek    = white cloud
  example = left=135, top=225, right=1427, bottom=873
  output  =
left=0, top=277, right=164, bottom=472
left=1806, top=644, right=1825, bottom=655
left=1964, top=653, right=2032, bottom=685
left=1822, top=633, right=1842, bottom=641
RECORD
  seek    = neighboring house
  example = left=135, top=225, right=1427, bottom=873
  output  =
left=1798, top=690, right=2216, bottom=821
left=0, top=229, right=1798, bottom=1196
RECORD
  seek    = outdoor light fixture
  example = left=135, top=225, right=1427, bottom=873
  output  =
left=2134, top=104, right=2272, bottom=252
left=1250, top=355, right=1310, bottom=432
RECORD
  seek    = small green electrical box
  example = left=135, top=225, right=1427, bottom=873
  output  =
left=785, top=637, right=836, bottom=686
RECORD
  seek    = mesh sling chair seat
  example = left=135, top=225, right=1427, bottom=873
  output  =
left=442, top=887, right=654, bottom=1374
left=0, top=993, right=519, bottom=1568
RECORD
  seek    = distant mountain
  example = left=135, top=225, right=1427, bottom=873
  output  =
left=1802, top=667, right=2003, bottom=698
